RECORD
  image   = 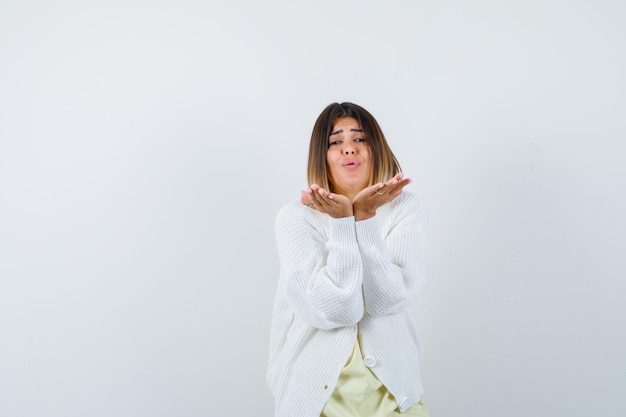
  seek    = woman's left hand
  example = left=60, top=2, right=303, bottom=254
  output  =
left=352, top=173, right=412, bottom=221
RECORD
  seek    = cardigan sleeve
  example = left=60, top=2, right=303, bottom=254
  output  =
left=354, top=193, right=427, bottom=316
left=275, top=203, right=364, bottom=330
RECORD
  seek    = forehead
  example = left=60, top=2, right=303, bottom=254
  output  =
left=331, top=117, right=360, bottom=130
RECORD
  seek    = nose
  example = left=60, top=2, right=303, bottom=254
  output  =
left=342, top=143, right=356, bottom=155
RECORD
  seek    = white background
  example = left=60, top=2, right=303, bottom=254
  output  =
left=1, top=1, right=625, bottom=416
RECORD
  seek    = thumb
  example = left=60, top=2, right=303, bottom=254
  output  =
left=301, top=190, right=312, bottom=206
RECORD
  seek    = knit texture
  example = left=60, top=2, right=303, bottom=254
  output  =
left=267, top=191, right=427, bottom=417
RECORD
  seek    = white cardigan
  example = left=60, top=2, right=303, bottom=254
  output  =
left=267, top=191, right=427, bottom=417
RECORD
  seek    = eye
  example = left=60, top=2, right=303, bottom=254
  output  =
left=354, top=138, right=366, bottom=143
left=328, top=140, right=342, bottom=147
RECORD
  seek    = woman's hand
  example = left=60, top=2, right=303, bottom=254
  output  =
left=301, top=184, right=354, bottom=218
left=352, top=173, right=412, bottom=221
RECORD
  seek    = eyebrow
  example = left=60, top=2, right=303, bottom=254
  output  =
left=329, top=128, right=364, bottom=136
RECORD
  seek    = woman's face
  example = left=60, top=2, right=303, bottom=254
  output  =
left=326, top=117, right=372, bottom=199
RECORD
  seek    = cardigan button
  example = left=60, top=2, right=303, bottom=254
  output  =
left=363, top=356, right=377, bottom=367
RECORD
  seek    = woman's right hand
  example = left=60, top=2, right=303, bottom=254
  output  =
left=301, top=184, right=354, bottom=218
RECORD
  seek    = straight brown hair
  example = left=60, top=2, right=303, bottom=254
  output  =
left=307, top=102, right=402, bottom=192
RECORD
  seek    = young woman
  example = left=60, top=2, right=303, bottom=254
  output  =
left=267, top=102, right=430, bottom=417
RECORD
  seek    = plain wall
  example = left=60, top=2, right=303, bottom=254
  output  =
left=1, top=1, right=624, bottom=416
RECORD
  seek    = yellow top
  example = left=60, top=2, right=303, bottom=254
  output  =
left=321, top=338, right=429, bottom=417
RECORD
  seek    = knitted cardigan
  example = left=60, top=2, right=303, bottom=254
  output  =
left=267, top=191, right=427, bottom=417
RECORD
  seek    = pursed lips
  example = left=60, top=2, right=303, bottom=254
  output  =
left=342, top=160, right=361, bottom=170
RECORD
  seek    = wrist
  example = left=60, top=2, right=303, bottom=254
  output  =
left=329, top=208, right=354, bottom=219
left=354, top=210, right=375, bottom=221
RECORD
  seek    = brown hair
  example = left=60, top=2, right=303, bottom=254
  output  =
left=307, top=102, right=402, bottom=191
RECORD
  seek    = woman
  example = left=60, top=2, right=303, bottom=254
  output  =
left=267, top=102, right=429, bottom=417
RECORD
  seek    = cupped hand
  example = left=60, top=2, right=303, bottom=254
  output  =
left=301, top=184, right=354, bottom=218
left=352, top=173, right=412, bottom=221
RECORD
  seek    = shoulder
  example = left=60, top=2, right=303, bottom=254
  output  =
left=275, top=199, right=304, bottom=232
left=276, top=198, right=304, bottom=221
left=275, top=199, right=326, bottom=233
left=390, top=191, right=426, bottom=216
left=384, top=191, right=428, bottom=230
left=274, top=199, right=329, bottom=248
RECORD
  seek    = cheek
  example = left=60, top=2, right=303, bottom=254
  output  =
left=325, top=152, right=335, bottom=175
left=361, top=146, right=372, bottom=162
left=326, top=149, right=339, bottom=164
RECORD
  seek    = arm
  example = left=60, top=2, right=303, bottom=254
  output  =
left=276, top=203, right=364, bottom=330
left=355, top=193, right=427, bottom=316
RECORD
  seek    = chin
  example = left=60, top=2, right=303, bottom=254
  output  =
left=344, top=181, right=369, bottom=192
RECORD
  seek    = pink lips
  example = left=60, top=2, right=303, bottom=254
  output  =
left=343, top=160, right=360, bottom=170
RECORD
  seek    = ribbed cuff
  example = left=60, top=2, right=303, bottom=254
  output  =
left=354, top=215, right=383, bottom=250
left=328, top=216, right=357, bottom=245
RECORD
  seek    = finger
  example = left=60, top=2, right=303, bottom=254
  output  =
left=395, top=177, right=412, bottom=191
left=303, top=191, right=318, bottom=209
left=373, top=175, right=402, bottom=196
left=384, top=173, right=406, bottom=189
left=309, top=189, right=321, bottom=207
left=386, top=176, right=400, bottom=187
left=308, top=185, right=325, bottom=207
left=371, top=177, right=411, bottom=201
left=368, top=182, right=384, bottom=196
left=310, top=187, right=329, bottom=208
left=387, top=178, right=412, bottom=197
left=316, top=188, right=336, bottom=205
left=301, top=190, right=314, bottom=207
